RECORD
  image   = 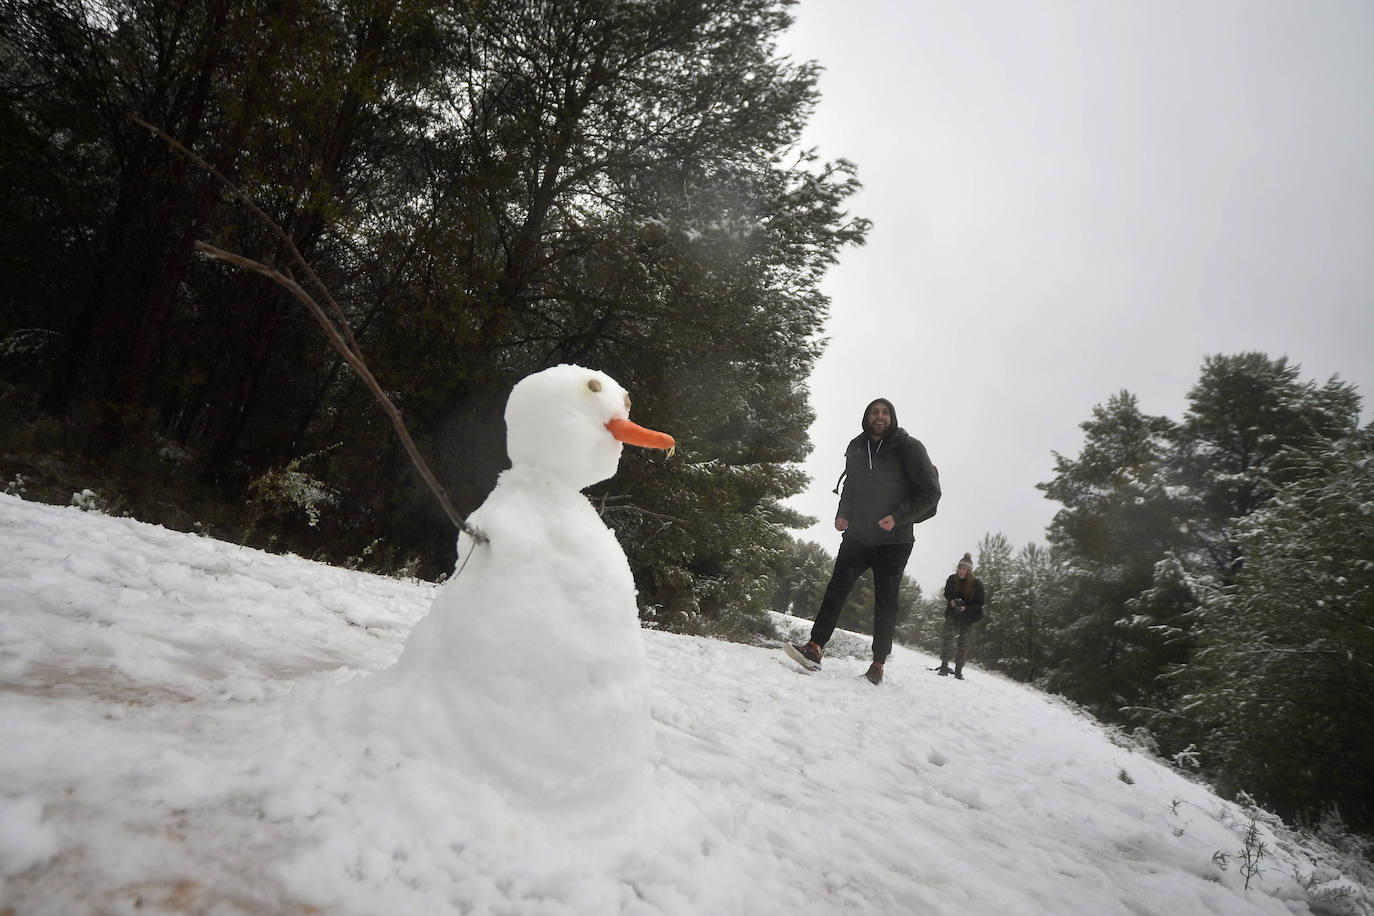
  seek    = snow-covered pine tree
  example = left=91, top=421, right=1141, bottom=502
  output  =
left=1175, top=426, right=1374, bottom=832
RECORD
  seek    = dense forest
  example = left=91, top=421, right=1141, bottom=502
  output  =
left=0, top=0, right=866, bottom=636
left=4, top=1, right=1369, bottom=848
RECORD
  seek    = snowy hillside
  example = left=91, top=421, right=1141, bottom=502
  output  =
left=0, top=493, right=1367, bottom=915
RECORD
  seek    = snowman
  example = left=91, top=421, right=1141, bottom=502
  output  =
left=382, top=364, right=674, bottom=804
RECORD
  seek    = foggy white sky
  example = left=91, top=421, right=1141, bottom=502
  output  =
left=778, top=0, right=1374, bottom=595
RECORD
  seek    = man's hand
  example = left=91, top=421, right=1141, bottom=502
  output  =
left=834, top=517, right=849, bottom=532
left=878, top=515, right=895, bottom=531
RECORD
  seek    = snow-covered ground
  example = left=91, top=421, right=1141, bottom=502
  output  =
left=1, top=492, right=1368, bottom=914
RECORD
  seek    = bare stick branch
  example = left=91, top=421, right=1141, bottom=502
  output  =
left=194, top=241, right=485, bottom=544
left=138, top=116, right=487, bottom=543
left=126, top=120, right=486, bottom=543
left=597, top=502, right=685, bottom=525
left=131, top=115, right=364, bottom=359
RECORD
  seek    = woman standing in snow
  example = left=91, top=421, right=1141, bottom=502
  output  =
left=939, top=553, right=985, bottom=679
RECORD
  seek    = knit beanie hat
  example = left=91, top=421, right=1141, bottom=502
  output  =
left=957, top=553, right=973, bottom=570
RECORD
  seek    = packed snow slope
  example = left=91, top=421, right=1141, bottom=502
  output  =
left=0, top=494, right=1366, bottom=915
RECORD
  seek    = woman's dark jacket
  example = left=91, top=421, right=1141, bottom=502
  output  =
left=943, top=575, right=986, bottom=623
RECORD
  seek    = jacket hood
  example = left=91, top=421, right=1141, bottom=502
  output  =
left=862, top=398, right=898, bottom=438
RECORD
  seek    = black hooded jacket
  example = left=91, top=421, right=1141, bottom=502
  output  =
left=835, top=398, right=941, bottom=546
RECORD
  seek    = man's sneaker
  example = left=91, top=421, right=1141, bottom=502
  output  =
left=954, top=670, right=965, bottom=680
left=936, top=664, right=951, bottom=676
left=785, top=641, right=822, bottom=671
left=863, top=662, right=884, bottom=686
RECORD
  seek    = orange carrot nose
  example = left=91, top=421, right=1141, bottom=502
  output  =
left=606, top=417, right=675, bottom=451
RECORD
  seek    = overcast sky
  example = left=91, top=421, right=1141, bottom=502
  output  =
left=776, top=0, right=1374, bottom=595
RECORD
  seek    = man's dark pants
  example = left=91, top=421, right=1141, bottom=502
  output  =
left=809, top=538, right=915, bottom=663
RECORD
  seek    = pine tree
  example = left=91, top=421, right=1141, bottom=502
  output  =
left=963, top=534, right=1011, bottom=665
left=770, top=538, right=834, bottom=618
left=1173, top=352, right=1361, bottom=578
left=1037, top=391, right=1179, bottom=717
left=1035, top=355, right=1370, bottom=831
left=1175, top=427, right=1374, bottom=831
left=976, top=541, right=1066, bottom=683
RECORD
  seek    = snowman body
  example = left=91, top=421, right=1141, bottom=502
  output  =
left=390, top=365, right=656, bottom=801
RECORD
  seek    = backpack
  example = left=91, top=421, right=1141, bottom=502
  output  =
left=901, top=443, right=940, bottom=523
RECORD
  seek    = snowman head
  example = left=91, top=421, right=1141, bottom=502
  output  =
left=505, top=364, right=673, bottom=489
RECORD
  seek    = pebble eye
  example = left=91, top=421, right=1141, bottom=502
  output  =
left=587, top=379, right=602, bottom=393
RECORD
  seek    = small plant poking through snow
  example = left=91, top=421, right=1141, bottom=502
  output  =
left=71, top=489, right=99, bottom=511
left=1213, top=794, right=1271, bottom=892
left=1172, top=744, right=1202, bottom=770
left=1238, top=809, right=1269, bottom=891
left=1167, top=797, right=1190, bottom=837
left=249, top=447, right=338, bottom=528
left=344, top=538, right=423, bottom=580
left=70, top=489, right=126, bottom=516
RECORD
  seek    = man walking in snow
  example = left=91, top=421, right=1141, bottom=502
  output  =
left=786, top=398, right=940, bottom=685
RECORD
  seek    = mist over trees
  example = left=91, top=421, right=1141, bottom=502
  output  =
left=946, top=353, right=1373, bottom=835
left=1, top=0, right=867, bottom=634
